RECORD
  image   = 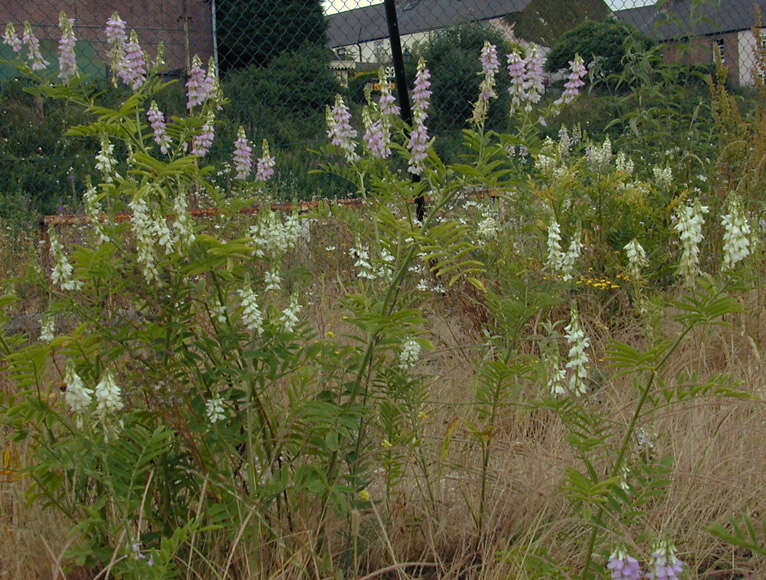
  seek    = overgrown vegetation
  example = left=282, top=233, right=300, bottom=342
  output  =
left=1, top=9, right=766, bottom=580
left=416, top=23, right=517, bottom=133
left=211, top=0, right=327, bottom=73
left=545, top=19, right=656, bottom=79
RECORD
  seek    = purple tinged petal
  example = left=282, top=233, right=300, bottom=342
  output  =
left=233, top=127, right=253, bottom=179
left=326, top=95, right=358, bottom=163
left=147, top=102, right=171, bottom=154
left=186, top=55, right=211, bottom=110
left=192, top=112, right=215, bottom=157
left=255, top=139, right=275, bottom=181
left=57, top=12, right=77, bottom=82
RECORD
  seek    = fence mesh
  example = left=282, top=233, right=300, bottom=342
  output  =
left=1, top=1, right=765, bottom=211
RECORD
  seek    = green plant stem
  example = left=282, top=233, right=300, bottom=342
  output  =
left=581, top=322, right=694, bottom=577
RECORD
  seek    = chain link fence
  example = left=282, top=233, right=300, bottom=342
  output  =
left=0, top=1, right=213, bottom=79
left=1, top=1, right=764, bottom=211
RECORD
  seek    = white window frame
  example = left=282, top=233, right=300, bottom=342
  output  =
left=714, top=38, right=726, bottom=64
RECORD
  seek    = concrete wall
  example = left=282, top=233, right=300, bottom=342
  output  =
left=738, top=28, right=765, bottom=86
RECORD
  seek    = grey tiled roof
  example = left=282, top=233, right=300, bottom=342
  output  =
left=326, top=0, right=532, bottom=47
left=616, top=0, right=766, bottom=41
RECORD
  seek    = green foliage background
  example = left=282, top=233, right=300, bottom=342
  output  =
left=545, top=20, right=656, bottom=76
left=212, top=0, right=328, bottom=73
left=418, top=24, right=517, bottom=133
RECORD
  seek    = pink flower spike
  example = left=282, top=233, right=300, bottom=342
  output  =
left=147, top=101, right=171, bottom=154
left=186, top=55, right=210, bottom=110
left=57, top=12, right=77, bottom=82
left=607, top=549, right=642, bottom=580
left=480, top=41, right=499, bottom=77
left=105, top=13, right=127, bottom=46
left=255, top=139, right=275, bottom=182
left=555, top=53, right=587, bottom=107
left=378, top=68, right=399, bottom=116
left=524, top=45, right=546, bottom=108
left=22, top=22, right=48, bottom=71
left=407, top=118, right=429, bottom=176
left=117, top=30, right=147, bottom=90
left=326, top=94, right=358, bottom=163
left=411, top=57, right=431, bottom=122
left=363, top=109, right=390, bottom=159
left=192, top=112, right=215, bottom=157
left=233, top=126, right=253, bottom=180
left=204, top=57, right=219, bottom=105
left=2, top=23, right=22, bottom=53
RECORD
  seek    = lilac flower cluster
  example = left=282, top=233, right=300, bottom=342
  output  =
left=507, top=52, right=526, bottom=111
left=607, top=549, right=642, bottom=580
left=2, top=22, right=48, bottom=70
left=192, top=112, right=215, bottom=157
left=480, top=41, right=500, bottom=79
left=408, top=58, right=431, bottom=175
left=362, top=68, right=399, bottom=158
left=104, top=13, right=127, bottom=85
left=105, top=13, right=127, bottom=46
left=23, top=23, right=48, bottom=71
left=606, top=542, right=685, bottom=580
left=118, top=30, right=146, bottom=90
left=378, top=71, right=400, bottom=117
left=186, top=55, right=216, bottom=110
left=255, top=139, right=276, bottom=182
left=232, top=126, right=253, bottom=180
left=57, top=12, right=77, bottom=82
left=471, top=41, right=500, bottom=127
left=554, top=54, right=587, bottom=107
left=507, top=45, right=546, bottom=114
left=326, top=94, right=358, bottom=163
left=147, top=101, right=171, bottom=154
left=647, top=541, right=684, bottom=580
left=363, top=110, right=389, bottom=159
left=524, top=45, right=546, bottom=106
left=2, top=23, right=21, bottom=52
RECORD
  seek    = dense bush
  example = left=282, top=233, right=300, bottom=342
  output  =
left=545, top=19, right=655, bottom=78
left=223, top=44, right=340, bottom=147
left=348, top=69, right=381, bottom=105
left=417, top=24, right=517, bottom=132
left=219, top=44, right=347, bottom=200
left=0, top=77, right=97, bottom=215
left=4, top=10, right=766, bottom=578
left=212, top=0, right=327, bottom=73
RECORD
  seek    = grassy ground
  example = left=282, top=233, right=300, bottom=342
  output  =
left=1, top=211, right=764, bottom=578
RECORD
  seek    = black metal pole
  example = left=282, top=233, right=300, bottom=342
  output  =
left=383, top=0, right=425, bottom=221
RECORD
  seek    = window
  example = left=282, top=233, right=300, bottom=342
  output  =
left=713, top=38, right=726, bottom=64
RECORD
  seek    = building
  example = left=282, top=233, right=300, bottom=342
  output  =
left=616, top=0, right=766, bottom=86
left=326, top=0, right=532, bottom=63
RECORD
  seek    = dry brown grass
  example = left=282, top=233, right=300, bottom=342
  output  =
left=1, top=219, right=765, bottom=578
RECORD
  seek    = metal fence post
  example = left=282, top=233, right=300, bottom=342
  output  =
left=383, top=0, right=425, bottom=221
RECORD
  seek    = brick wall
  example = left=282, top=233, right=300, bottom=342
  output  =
left=0, top=1, right=213, bottom=77
left=661, top=31, right=740, bottom=83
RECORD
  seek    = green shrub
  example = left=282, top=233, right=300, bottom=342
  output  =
left=213, top=0, right=327, bottom=73
left=223, top=44, right=340, bottom=147
left=348, top=70, right=379, bottom=105
left=218, top=44, right=345, bottom=199
left=418, top=24, right=517, bottom=132
left=0, top=77, right=98, bottom=215
left=545, top=19, right=655, bottom=78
